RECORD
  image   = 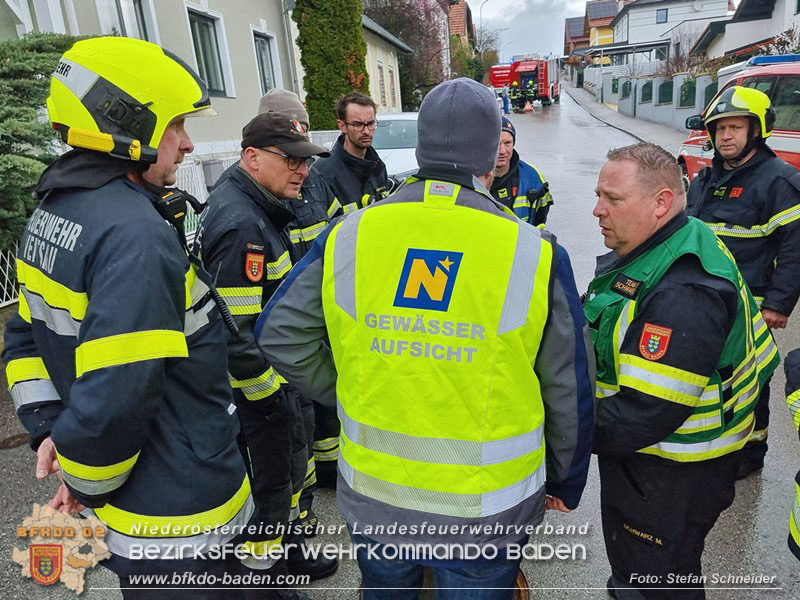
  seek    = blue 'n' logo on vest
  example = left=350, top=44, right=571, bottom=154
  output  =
left=393, top=249, right=463, bottom=311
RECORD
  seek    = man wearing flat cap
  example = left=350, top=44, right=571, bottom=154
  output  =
left=194, top=112, right=337, bottom=591
left=255, top=78, right=594, bottom=597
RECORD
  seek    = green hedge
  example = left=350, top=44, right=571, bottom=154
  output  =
left=293, top=0, right=369, bottom=130
left=0, top=32, right=78, bottom=252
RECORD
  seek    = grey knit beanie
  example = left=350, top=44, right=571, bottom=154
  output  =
left=258, top=88, right=310, bottom=128
left=415, top=78, right=501, bottom=176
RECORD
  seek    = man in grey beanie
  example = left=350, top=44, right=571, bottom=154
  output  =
left=255, top=77, right=594, bottom=598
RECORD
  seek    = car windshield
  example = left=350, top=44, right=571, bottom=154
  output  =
left=372, top=119, right=418, bottom=150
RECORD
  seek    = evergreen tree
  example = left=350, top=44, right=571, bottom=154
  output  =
left=0, top=33, right=77, bottom=252
left=294, top=0, right=369, bottom=129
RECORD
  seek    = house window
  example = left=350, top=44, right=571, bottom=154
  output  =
left=388, top=66, right=397, bottom=108
left=254, top=34, right=276, bottom=95
left=97, top=0, right=151, bottom=40
left=377, top=61, right=387, bottom=107
left=189, top=11, right=226, bottom=96
left=656, top=9, right=668, bottom=24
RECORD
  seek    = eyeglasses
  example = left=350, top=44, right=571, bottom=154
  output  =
left=344, top=120, right=378, bottom=132
left=259, top=148, right=314, bottom=171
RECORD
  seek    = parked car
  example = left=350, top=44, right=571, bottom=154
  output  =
left=679, top=55, right=800, bottom=185
left=373, top=112, right=419, bottom=179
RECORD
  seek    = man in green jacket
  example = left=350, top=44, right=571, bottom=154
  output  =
left=586, top=143, right=778, bottom=598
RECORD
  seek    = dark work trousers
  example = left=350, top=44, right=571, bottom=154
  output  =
left=297, top=392, right=317, bottom=515
left=744, top=378, right=771, bottom=459
left=236, top=389, right=307, bottom=538
left=599, top=452, right=739, bottom=600
left=313, top=403, right=341, bottom=488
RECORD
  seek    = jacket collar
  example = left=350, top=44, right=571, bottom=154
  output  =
left=331, top=134, right=385, bottom=177
left=36, top=148, right=144, bottom=197
left=596, top=212, right=689, bottom=276
left=710, top=144, right=775, bottom=184
left=231, top=165, right=295, bottom=230
left=491, top=150, right=520, bottom=193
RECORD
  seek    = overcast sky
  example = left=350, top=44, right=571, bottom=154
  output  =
left=465, top=0, right=588, bottom=61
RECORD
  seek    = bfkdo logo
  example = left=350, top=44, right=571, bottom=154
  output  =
left=31, top=544, right=62, bottom=585
left=393, top=248, right=463, bottom=311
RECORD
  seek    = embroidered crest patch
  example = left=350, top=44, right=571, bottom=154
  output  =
left=639, top=323, right=672, bottom=361
left=245, top=253, right=265, bottom=283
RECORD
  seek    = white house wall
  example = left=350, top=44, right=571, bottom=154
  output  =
left=618, top=0, right=729, bottom=43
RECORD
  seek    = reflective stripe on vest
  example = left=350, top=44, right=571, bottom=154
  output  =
left=323, top=178, right=553, bottom=520
left=586, top=218, right=779, bottom=462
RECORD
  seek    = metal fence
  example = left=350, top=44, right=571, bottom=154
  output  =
left=0, top=244, right=18, bottom=309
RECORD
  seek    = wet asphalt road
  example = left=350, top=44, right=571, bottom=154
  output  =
left=1, top=92, right=800, bottom=599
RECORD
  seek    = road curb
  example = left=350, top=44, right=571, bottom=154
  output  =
left=562, top=87, right=648, bottom=145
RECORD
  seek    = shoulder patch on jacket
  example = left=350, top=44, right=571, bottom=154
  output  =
left=639, top=323, right=672, bottom=361
left=610, top=273, right=642, bottom=300
left=244, top=252, right=265, bottom=283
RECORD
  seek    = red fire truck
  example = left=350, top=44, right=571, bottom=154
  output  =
left=509, top=56, right=560, bottom=107
left=489, top=64, right=512, bottom=88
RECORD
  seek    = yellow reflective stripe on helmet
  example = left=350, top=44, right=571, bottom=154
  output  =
left=229, top=367, right=286, bottom=401
left=327, top=197, right=342, bottom=218
left=618, top=354, right=710, bottom=407
left=57, top=450, right=139, bottom=482
left=6, top=357, right=50, bottom=388
left=75, top=330, right=189, bottom=377
left=18, top=291, right=31, bottom=323
left=16, top=260, right=88, bottom=321
left=289, top=221, right=327, bottom=244
left=95, top=475, right=251, bottom=536
left=266, top=252, right=291, bottom=280
left=788, top=389, right=800, bottom=430
left=217, top=286, right=262, bottom=316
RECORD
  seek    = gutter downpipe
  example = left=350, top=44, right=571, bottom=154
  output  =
left=282, top=0, right=301, bottom=95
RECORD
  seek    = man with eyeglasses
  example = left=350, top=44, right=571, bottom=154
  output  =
left=194, top=112, right=338, bottom=595
left=312, top=91, right=390, bottom=213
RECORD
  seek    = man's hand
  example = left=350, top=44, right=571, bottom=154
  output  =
left=762, top=308, right=788, bottom=329
left=36, top=436, right=60, bottom=480
left=48, top=482, right=86, bottom=515
left=545, top=496, right=571, bottom=513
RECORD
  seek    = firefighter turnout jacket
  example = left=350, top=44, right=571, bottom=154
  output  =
left=491, top=150, right=553, bottom=227
left=585, top=213, right=779, bottom=461
left=255, top=166, right=595, bottom=550
left=2, top=150, right=253, bottom=563
left=194, top=165, right=307, bottom=541
left=786, top=348, right=800, bottom=560
left=213, top=163, right=342, bottom=260
left=311, top=134, right=389, bottom=213
left=687, top=146, right=800, bottom=316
